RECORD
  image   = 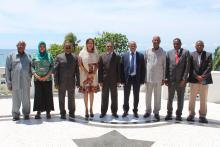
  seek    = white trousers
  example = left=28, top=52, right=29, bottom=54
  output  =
left=145, top=82, right=161, bottom=114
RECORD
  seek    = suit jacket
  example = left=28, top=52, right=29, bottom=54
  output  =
left=166, top=48, right=190, bottom=82
left=98, top=52, right=121, bottom=85
left=121, top=51, right=146, bottom=84
left=145, top=47, right=166, bottom=83
left=54, top=53, right=80, bottom=88
left=188, top=51, right=213, bottom=84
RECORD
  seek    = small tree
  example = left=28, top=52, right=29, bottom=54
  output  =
left=48, top=44, right=63, bottom=59
left=94, top=32, right=129, bottom=54
left=213, top=46, right=220, bottom=71
left=48, top=32, right=82, bottom=58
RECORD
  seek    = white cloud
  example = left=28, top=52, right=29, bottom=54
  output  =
left=0, top=0, right=219, bottom=50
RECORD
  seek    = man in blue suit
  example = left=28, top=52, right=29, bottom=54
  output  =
left=121, top=41, right=146, bottom=118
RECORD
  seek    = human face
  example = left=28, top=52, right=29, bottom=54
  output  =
left=173, top=40, right=181, bottom=50
left=86, top=40, right=94, bottom=52
left=195, top=41, right=204, bottom=53
left=64, top=42, right=72, bottom=54
left=152, top=36, right=161, bottom=49
left=129, top=42, right=137, bottom=53
left=106, top=43, right=113, bottom=53
left=17, top=42, right=26, bottom=54
left=39, top=44, right=46, bottom=53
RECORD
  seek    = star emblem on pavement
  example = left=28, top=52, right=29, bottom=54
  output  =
left=73, top=130, right=154, bottom=147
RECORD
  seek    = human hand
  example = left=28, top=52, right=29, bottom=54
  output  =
left=99, top=83, right=103, bottom=87
left=117, top=83, right=121, bottom=87
left=8, top=85, right=12, bottom=91
left=55, top=84, right=59, bottom=89
left=164, top=80, right=169, bottom=86
left=179, top=80, right=186, bottom=87
left=161, top=80, right=165, bottom=86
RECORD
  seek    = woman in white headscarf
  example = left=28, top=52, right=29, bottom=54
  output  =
left=78, top=38, right=100, bottom=118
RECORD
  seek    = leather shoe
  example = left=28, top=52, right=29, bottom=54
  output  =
left=69, top=113, right=75, bottom=118
left=122, top=112, right=128, bottom=118
left=24, top=115, right=30, bottom=120
left=165, top=114, right=172, bottom=120
left=143, top=113, right=151, bottom=118
left=199, top=117, right=208, bottom=123
left=134, top=112, right=139, bottom=118
left=176, top=115, right=182, bottom=121
left=154, top=114, right=160, bottom=121
left=112, top=113, right=119, bottom=118
left=60, top=114, right=66, bottom=119
left=35, top=112, right=41, bottom=119
left=187, top=115, right=195, bottom=122
left=99, top=114, right=106, bottom=118
left=12, top=117, right=20, bottom=121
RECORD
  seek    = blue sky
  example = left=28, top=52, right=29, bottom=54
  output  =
left=0, top=0, right=220, bottom=52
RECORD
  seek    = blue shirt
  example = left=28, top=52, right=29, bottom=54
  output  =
left=129, top=51, right=136, bottom=75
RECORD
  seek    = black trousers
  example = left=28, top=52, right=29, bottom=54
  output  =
left=123, top=76, right=140, bottom=113
left=101, top=82, right=118, bottom=115
left=167, top=82, right=186, bottom=116
left=33, top=81, right=54, bottom=112
left=58, top=85, right=75, bottom=115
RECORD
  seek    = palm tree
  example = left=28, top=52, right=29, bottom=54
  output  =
left=213, top=46, right=220, bottom=71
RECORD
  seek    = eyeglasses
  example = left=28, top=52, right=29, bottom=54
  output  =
left=65, top=46, right=71, bottom=49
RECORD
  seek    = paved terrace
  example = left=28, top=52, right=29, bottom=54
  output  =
left=0, top=89, right=220, bottom=147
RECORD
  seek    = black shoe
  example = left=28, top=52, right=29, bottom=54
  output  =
left=112, top=113, right=119, bottom=118
left=24, top=115, right=30, bottom=120
left=60, top=114, right=66, bottom=119
left=134, top=112, right=139, bottom=118
left=46, top=112, right=51, bottom=119
left=199, top=117, right=208, bottom=123
left=176, top=115, right=182, bottom=121
left=122, top=112, right=128, bottom=118
left=85, top=114, right=89, bottom=118
left=35, top=112, right=41, bottom=119
left=99, top=114, right=106, bottom=118
left=165, top=114, right=172, bottom=120
left=12, top=117, right=20, bottom=121
left=69, top=113, right=75, bottom=118
left=187, top=115, right=195, bottom=122
left=143, top=113, right=151, bottom=118
left=90, top=113, right=94, bottom=118
left=154, top=114, right=160, bottom=121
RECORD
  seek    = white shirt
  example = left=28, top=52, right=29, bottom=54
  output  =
left=198, top=52, right=202, bottom=66
left=129, top=51, right=136, bottom=75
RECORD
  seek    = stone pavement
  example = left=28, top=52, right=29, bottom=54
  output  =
left=0, top=90, right=220, bottom=147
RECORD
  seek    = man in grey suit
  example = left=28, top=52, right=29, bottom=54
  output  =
left=165, top=38, right=190, bottom=121
left=5, top=41, right=32, bottom=121
left=98, top=42, right=121, bottom=118
left=54, top=41, right=80, bottom=119
left=187, top=40, right=213, bottom=123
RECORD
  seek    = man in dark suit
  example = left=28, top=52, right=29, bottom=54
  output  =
left=187, top=40, right=213, bottom=123
left=165, top=38, right=190, bottom=121
left=121, top=41, right=146, bottom=118
left=98, top=42, right=121, bottom=118
left=54, top=40, right=80, bottom=119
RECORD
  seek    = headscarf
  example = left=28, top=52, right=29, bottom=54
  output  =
left=36, top=41, right=52, bottom=62
left=79, top=46, right=99, bottom=71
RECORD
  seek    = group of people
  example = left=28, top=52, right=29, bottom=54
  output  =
left=5, top=36, right=213, bottom=124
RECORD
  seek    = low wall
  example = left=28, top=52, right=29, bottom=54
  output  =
left=161, top=71, right=220, bottom=103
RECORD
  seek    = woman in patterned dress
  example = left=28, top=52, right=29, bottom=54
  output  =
left=32, top=41, right=54, bottom=119
left=78, top=38, right=100, bottom=118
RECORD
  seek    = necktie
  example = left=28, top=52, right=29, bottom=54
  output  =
left=175, top=50, right=179, bottom=64
left=130, top=52, right=135, bottom=74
